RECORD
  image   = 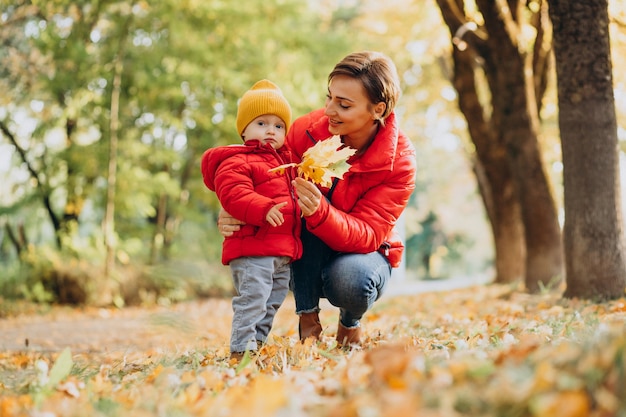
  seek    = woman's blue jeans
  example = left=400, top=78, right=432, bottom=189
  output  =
left=291, top=224, right=392, bottom=328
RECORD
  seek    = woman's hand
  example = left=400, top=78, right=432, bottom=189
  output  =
left=292, top=177, right=322, bottom=217
left=217, top=208, right=244, bottom=237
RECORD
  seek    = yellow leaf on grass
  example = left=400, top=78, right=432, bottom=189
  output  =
left=223, top=376, right=288, bottom=416
left=145, top=364, right=164, bottom=383
left=530, top=390, right=590, bottom=417
left=365, top=344, right=415, bottom=389
left=532, top=361, right=556, bottom=392
left=0, top=395, right=33, bottom=416
left=12, top=352, right=31, bottom=369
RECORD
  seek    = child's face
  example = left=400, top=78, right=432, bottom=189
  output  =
left=241, top=114, right=287, bottom=149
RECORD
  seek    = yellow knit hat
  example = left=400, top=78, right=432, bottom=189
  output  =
left=236, top=79, right=292, bottom=137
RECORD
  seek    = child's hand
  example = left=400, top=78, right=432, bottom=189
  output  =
left=266, top=201, right=287, bottom=226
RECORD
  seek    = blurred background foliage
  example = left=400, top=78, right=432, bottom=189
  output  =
left=0, top=0, right=625, bottom=308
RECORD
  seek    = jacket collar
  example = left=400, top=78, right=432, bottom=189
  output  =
left=307, top=111, right=399, bottom=173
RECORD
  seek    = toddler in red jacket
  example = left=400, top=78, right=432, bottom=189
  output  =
left=201, top=80, right=302, bottom=361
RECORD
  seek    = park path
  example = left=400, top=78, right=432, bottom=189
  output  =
left=0, top=274, right=490, bottom=354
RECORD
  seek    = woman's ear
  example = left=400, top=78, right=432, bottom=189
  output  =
left=373, top=102, right=386, bottom=120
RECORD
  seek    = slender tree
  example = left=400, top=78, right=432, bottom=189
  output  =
left=549, top=0, right=626, bottom=299
left=104, top=13, right=133, bottom=277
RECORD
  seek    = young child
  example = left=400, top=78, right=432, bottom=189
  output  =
left=201, top=80, right=302, bottom=360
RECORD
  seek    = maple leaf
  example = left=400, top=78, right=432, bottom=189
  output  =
left=269, top=135, right=356, bottom=187
left=267, top=163, right=297, bottom=176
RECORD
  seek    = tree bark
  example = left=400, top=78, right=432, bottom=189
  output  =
left=549, top=0, right=626, bottom=299
left=453, top=46, right=525, bottom=283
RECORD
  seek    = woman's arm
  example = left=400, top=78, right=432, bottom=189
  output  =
left=294, top=152, right=416, bottom=253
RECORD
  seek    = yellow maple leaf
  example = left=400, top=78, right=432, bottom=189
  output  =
left=267, top=163, right=297, bottom=176
left=269, top=135, right=356, bottom=187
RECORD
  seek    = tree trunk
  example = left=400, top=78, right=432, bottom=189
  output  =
left=436, top=0, right=563, bottom=291
left=62, top=118, right=84, bottom=232
left=453, top=47, right=525, bottom=283
left=472, top=156, right=525, bottom=283
left=0, top=121, right=63, bottom=249
left=494, top=54, right=563, bottom=292
left=549, top=0, right=626, bottom=300
left=5, top=222, right=28, bottom=257
left=104, top=61, right=121, bottom=277
left=477, top=0, right=563, bottom=292
left=104, top=19, right=132, bottom=277
left=149, top=193, right=168, bottom=265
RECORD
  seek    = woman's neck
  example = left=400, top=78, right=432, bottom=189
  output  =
left=342, top=122, right=379, bottom=154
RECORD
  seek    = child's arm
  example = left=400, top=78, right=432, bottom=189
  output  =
left=214, top=157, right=281, bottom=227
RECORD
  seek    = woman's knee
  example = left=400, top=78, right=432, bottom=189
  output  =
left=323, top=252, right=390, bottom=308
left=324, top=263, right=374, bottom=308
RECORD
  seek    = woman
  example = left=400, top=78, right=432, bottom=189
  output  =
left=219, top=51, right=417, bottom=346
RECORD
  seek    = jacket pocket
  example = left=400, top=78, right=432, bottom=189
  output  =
left=255, top=224, right=269, bottom=240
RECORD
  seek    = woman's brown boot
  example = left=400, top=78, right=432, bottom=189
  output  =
left=299, top=312, right=323, bottom=341
left=336, top=322, right=362, bottom=347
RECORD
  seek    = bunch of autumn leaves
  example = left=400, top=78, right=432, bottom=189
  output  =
left=269, top=135, right=356, bottom=188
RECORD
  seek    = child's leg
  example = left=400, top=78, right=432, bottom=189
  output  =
left=255, top=257, right=290, bottom=343
left=229, top=256, right=275, bottom=353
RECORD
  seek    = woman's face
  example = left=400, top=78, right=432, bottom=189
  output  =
left=324, top=75, right=384, bottom=147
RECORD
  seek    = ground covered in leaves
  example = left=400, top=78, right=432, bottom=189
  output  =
left=1, top=283, right=626, bottom=417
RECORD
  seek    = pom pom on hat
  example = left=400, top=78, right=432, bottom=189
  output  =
left=236, top=79, right=292, bottom=137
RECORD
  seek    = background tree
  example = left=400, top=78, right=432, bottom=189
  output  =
left=549, top=0, right=626, bottom=299
left=337, top=1, right=494, bottom=280
left=0, top=0, right=354, bottom=304
left=435, top=0, right=563, bottom=291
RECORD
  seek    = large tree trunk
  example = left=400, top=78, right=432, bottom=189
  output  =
left=549, top=0, right=626, bottom=300
left=477, top=0, right=563, bottom=292
left=453, top=47, right=525, bottom=283
left=436, top=0, right=563, bottom=291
